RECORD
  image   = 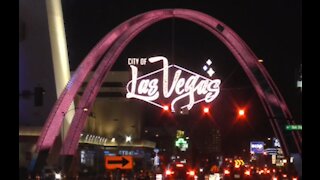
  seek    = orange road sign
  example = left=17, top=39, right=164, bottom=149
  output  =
left=105, top=156, right=133, bottom=170
left=234, top=159, right=245, bottom=167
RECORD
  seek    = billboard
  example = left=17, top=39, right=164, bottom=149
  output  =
left=250, top=141, right=265, bottom=154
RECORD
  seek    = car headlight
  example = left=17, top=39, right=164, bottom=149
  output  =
left=55, top=172, right=62, bottom=179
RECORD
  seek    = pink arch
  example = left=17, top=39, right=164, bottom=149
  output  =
left=36, top=9, right=301, bottom=157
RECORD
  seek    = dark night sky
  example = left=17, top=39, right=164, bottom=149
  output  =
left=61, top=0, right=302, bottom=155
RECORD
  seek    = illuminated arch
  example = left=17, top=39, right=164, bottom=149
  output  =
left=36, top=9, right=301, bottom=157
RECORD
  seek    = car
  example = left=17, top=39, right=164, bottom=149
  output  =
left=135, top=169, right=151, bottom=179
left=271, top=167, right=299, bottom=180
left=222, top=166, right=253, bottom=180
left=164, top=162, right=197, bottom=180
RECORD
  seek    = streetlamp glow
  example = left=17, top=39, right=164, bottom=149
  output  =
left=238, top=109, right=245, bottom=117
left=125, top=135, right=132, bottom=143
left=238, top=109, right=245, bottom=116
left=203, top=107, right=209, bottom=113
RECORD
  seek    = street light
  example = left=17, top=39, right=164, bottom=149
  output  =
left=163, top=105, right=169, bottom=111
left=203, top=107, right=210, bottom=114
left=125, top=135, right=132, bottom=143
left=237, top=108, right=246, bottom=119
left=238, top=109, right=245, bottom=116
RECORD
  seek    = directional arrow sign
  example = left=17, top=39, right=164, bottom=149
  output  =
left=235, top=160, right=240, bottom=167
left=105, top=156, right=133, bottom=170
left=234, top=159, right=245, bottom=167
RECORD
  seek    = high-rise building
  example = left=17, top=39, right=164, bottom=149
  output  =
left=191, top=118, right=221, bottom=165
left=210, top=129, right=222, bottom=154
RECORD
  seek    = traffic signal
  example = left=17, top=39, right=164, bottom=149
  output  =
left=203, top=107, right=210, bottom=114
left=238, top=108, right=246, bottom=118
left=163, top=105, right=169, bottom=111
left=238, top=109, right=245, bottom=116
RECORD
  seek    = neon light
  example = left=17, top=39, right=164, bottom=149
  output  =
left=126, top=56, right=221, bottom=112
left=127, top=65, right=159, bottom=101
left=175, top=138, right=188, bottom=151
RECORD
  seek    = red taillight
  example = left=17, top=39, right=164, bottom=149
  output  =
left=292, top=177, right=298, bottom=180
left=282, top=174, right=287, bottom=178
left=264, top=168, right=268, bottom=172
left=272, top=177, right=277, bottom=180
left=266, top=169, right=270, bottom=174
left=187, top=170, right=195, bottom=176
left=244, top=170, right=251, bottom=176
left=224, top=169, right=230, bottom=175
left=165, top=170, right=173, bottom=175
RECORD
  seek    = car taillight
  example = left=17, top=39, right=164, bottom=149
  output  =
left=187, top=170, right=195, bottom=176
left=272, top=177, right=277, bottom=180
left=266, top=169, right=270, bottom=173
left=165, top=170, right=174, bottom=175
left=282, top=174, right=287, bottom=178
left=244, top=170, right=251, bottom=176
left=292, top=177, right=298, bottom=180
left=224, top=169, right=230, bottom=175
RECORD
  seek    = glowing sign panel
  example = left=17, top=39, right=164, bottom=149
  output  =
left=250, top=141, right=265, bottom=154
left=105, top=156, right=133, bottom=170
left=126, top=56, right=221, bottom=111
left=175, top=138, right=188, bottom=151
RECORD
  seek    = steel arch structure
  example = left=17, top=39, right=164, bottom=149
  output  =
left=36, top=9, right=301, bottom=157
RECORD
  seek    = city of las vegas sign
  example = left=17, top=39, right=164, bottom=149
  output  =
left=126, top=56, right=221, bottom=112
